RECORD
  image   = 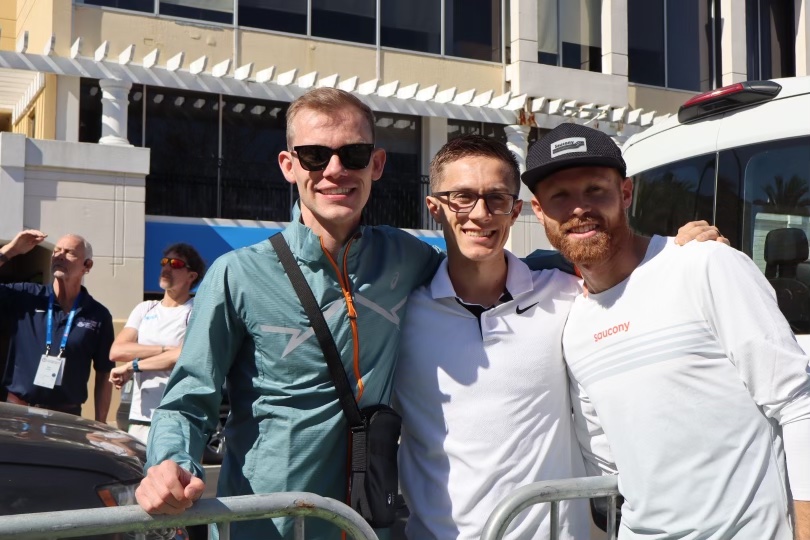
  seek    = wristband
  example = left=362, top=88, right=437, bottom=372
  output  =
left=132, top=358, right=141, bottom=372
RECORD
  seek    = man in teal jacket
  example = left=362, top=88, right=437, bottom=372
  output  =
left=136, top=88, right=445, bottom=538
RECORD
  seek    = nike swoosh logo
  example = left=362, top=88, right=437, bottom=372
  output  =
left=516, top=302, right=538, bottom=315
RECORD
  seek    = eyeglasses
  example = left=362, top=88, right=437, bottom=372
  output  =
left=291, top=144, right=375, bottom=171
left=432, top=191, right=519, bottom=215
left=160, top=257, right=188, bottom=270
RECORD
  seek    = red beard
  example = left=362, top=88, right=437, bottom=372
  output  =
left=545, top=214, right=629, bottom=266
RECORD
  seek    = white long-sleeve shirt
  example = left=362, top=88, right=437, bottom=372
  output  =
left=564, top=235, right=810, bottom=540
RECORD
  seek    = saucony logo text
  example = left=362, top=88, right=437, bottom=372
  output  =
left=594, top=321, right=630, bottom=342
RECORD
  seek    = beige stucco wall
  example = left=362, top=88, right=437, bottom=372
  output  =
left=15, top=0, right=72, bottom=57
left=380, top=50, right=504, bottom=95
left=73, top=6, right=234, bottom=69
left=628, top=84, right=698, bottom=117
left=0, top=0, right=16, bottom=51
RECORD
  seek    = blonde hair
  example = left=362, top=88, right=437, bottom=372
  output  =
left=285, top=88, right=376, bottom=148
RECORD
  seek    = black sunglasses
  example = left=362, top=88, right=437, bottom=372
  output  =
left=291, top=144, right=375, bottom=172
left=160, top=257, right=188, bottom=270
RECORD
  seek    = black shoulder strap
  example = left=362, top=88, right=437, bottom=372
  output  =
left=269, top=233, right=364, bottom=427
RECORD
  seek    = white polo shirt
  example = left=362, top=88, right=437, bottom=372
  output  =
left=394, top=250, right=590, bottom=540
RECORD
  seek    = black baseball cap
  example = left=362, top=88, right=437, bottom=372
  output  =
left=521, top=123, right=627, bottom=193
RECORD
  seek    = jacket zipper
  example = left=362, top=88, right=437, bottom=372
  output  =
left=320, top=234, right=364, bottom=402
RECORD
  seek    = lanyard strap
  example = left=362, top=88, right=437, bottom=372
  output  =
left=45, top=291, right=83, bottom=356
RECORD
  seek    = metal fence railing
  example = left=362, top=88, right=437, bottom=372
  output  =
left=481, top=476, right=620, bottom=540
left=0, top=492, right=379, bottom=540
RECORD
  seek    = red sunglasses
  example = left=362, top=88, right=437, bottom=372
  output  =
left=160, top=257, right=188, bottom=269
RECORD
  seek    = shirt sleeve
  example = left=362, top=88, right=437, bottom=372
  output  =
left=124, top=301, right=151, bottom=330
left=696, top=244, right=810, bottom=497
left=92, top=308, right=116, bottom=373
left=568, top=370, right=617, bottom=478
left=522, top=249, right=576, bottom=275
left=146, top=255, right=246, bottom=479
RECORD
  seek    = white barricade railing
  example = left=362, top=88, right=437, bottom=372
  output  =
left=481, top=476, right=620, bottom=540
left=0, top=492, right=379, bottom=540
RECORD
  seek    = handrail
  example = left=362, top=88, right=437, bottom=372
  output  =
left=0, top=492, right=379, bottom=540
left=481, top=476, right=620, bottom=540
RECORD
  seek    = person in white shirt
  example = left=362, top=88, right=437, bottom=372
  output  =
left=109, top=243, right=206, bottom=443
left=394, top=135, right=721, bottom=540
left=526, top=123, right=810, bottom=540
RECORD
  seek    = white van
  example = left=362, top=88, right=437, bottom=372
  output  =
left=622, top=76, right=810, bottom=350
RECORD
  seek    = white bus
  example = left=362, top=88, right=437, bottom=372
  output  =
left=622, top=76, right=810, bottom=350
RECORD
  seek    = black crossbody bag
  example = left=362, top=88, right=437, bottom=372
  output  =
left=270, top=233, right=401, bottom=528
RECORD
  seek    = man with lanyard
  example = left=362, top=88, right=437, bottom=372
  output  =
left=0, top=229, right=114, bottom=421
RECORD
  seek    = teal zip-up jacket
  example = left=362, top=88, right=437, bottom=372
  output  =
left=147, top=204, right=444, bottom=539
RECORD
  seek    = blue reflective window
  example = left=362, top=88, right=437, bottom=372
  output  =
left=381, top=0, right=441, bottom=53
left=238, top=0, right=306, bottom=35
left=312, top=0, right=376, bottom=45
left=445, top=0, right=502, bottom=62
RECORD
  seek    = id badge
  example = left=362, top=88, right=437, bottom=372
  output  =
left=33, top=355, right=64, bottom=389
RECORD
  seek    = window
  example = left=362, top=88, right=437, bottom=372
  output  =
left=381, top=0, right=441, bottom=54
left=220, top=96, right=291, bottom=220
left=538, top=0, right=602, bottom=72
left=159, top=0, right=233, bottom=24
left=445, top=0, right=502, bottom=62
left=746, top=0, right=795, bottom=80
left=312, top=0, right=376, bottom=46
left=628, top=0, right=720, bottom=91
left=239, top=0, right=306, bottom=35
left=79, top=0, right=153, bottom=13
left=629, top=153, right=716, bottom=238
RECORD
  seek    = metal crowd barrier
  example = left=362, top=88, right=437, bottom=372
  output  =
left=481, top=476, right=620, bottom=540
left=0, top=492, right=379, bottom=540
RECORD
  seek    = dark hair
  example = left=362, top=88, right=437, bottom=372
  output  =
left=164, top=243, right=206, bottom=287
left=285, top=88, right=376, bottom=148
left=429, top=135, right=521, bottom=193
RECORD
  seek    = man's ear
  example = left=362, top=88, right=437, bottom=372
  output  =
left=621, top=177, right=634, bottom=210
left=426, top=195, right=442, bottom=223
left=530, top=197, right=546, bottom=226
left=370, top=148, right=387, bottom=181
left=83, top=259, right=93, bottom=273
left=278, top=150, right=296, bottom=185
left=509, top=199, right=523, bottom=226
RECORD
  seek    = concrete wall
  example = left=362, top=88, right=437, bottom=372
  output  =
left=628, top=84, right=696, bottom=117
left=0, top=0, right=17, bottom=52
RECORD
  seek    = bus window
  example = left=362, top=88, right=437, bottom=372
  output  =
left=629, top=153, right=716, bottom=237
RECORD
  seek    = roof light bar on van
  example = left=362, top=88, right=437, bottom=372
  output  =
left=677, top=80, right=782, bottom=123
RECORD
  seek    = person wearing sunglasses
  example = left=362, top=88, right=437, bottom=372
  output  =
left=136, top=88, right=446, bottom=539
left=0, top=230, right=115, bottom=422
left=135, top=88, right=724, bottom=539
left=108, top=243, right=206, bottom=443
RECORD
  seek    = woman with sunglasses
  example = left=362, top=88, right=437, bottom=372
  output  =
left=109, top=243, right=206, bottom=443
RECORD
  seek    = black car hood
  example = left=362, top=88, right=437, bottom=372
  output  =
left=0, top=403, right=146, bottom=480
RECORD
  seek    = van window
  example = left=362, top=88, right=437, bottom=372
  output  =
left=723, top=137, right=810, bottom=269
left=629, top=153, right=716, bottom=237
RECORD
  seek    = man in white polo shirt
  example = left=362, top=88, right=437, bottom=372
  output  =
left=394, top=135, right=588, bottom=540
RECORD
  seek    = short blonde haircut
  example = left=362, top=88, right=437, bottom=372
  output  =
left=285, top=88, right=376, bottom=148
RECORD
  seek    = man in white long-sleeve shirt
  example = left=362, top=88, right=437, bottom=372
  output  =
left=527, top=123, right=810, bottom=540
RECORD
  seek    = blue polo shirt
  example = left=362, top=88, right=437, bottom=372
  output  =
left=1, top=283, right=114, bottom=407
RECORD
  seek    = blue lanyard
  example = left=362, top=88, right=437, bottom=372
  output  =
left=45, top=291, right=83, bottom=357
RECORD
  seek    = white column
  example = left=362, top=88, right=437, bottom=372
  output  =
left=796, top=0, right=810, bottom=76
left=420, top=116, right=448, bottom=229
left=56, top=75, right=80, bottom=142
left=99, top=79, right=132, bottom=146
left=720, top=0, right=748, bottom=84
left=505, top=124, right=531, bottom=199
left=601, top=0, right=628, bottom=77
left=0, top=133, right=26, bottom=240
